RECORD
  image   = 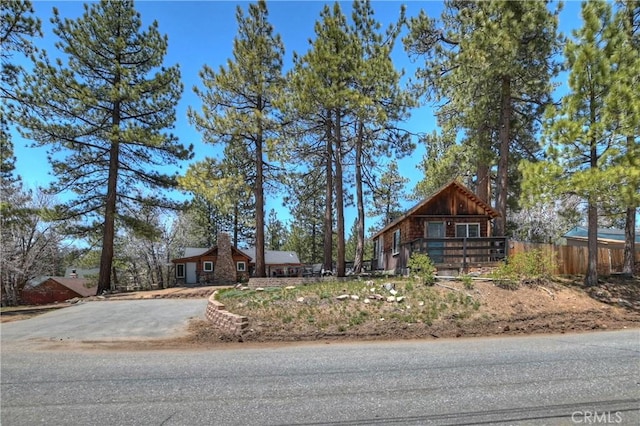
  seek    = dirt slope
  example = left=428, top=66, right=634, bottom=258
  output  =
left=3, top=278, right=638, bottom=349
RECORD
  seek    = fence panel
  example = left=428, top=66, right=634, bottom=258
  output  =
left=509, top=240, right=638, bottom=275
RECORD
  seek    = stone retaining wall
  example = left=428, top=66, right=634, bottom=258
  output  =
left=205, top=291, right=248, bottom=335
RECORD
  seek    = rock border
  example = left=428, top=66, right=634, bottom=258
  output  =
left=205, top=291, right=249, bottom=336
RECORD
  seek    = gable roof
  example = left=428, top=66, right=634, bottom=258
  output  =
left=240, top=248, right=302, bottom=265
left=183, top=247, right=209, bottom=257
left=171, top=245, right=252, bottom=263
left=25, top=277, right=97, bottom=298
left=372, top=180, right=500, bottom=239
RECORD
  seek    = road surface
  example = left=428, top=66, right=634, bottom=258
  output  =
left=2, top=327, right=639, bottom=425
left=1, top=299, right=208, bottom=342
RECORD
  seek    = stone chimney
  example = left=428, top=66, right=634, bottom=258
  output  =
left=214, top=232, right=236, bottom=284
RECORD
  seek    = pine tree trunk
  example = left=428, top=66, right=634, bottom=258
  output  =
left=254, top=108, right=266, bottom=278
left=622, top=206, right=636, bottom=278
left=585, top=119, right=599, bottom=286
left=495, top=76, right=511, bottom=237
left=335, top=109, right=346, bottom=277
left=476, top=127, right=491, bottom=204
left=233, top=203, right=239, bottom=248
left=98, top=139, right=119, bottom=294
left=476, top=162, right=490, bottom=204
left=312, top=198, right=319, bottom=263
left=323, top=112, right=334, bottom=273
left=585, top=201, right=599, bottom=286
left=353, top=122, right=365, bottom=274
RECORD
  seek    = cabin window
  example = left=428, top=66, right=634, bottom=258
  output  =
left=456, top=223, right=480, bottom=238
left=392, top=229, right=401, bottom=255
left=176, top=264, right=185, bottom=278
left=236, top=261, right=246, bottom=272
left=203, top=261, right=214, bottom=272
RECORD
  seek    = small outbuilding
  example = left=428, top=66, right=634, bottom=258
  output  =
left=21, top=277, right=97, bottom=305
left=564, top=226, right=640, bottom=250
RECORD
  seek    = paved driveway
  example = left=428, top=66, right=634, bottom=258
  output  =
left=1, top=299, right=208, bottom=343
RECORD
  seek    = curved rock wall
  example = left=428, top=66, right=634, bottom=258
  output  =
left=205, top=291, right=248, bottom=335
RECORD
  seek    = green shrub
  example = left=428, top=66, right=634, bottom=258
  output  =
left=461, top=275, right=474, bottom=290
left=491, top=249, right=557, bottom=288
left=407, top=253, right=436, bottom=286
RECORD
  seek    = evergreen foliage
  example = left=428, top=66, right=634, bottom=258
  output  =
left=405, top=0, right=563, bottom=235
left=521, top=0, right=634, bottom=285
left=407, top=252, right=436, bottom=286
left=1, top=0, right=41, bottom=197
left=283, top=0, right=413, bottom=275
left=16, top=0, right=192, bottom=293
left=188, top=0, right=284, bottom=277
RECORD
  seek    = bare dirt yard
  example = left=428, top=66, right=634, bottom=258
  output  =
left=3, top=276, right=639, bottom=349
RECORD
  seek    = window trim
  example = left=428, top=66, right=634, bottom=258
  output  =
left=176, top=263, right=185, bottom=278
left=236, top=261, right=246, bottom=272
left=392, top=229, right=401, bottom=255
left=455, top=223, right=480, bottom=238
left=203, top=261, right=214, bottom=272
left=425, top=221, right=445, bottom=238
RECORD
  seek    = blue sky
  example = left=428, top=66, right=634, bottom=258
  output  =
left=13, top=0, right=584, bottom=227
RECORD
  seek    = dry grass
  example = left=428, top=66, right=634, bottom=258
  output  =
left=221, top=279, right=477, bottom=331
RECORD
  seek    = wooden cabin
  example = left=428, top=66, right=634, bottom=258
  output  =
left=371, top=180, right=507, bottom=274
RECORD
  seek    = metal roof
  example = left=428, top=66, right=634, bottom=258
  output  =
left=564, top=226, right=640, bottom=244
left=24, top=277, right=97, bottom=297
left=240, top=248, right=301, bottom=265
left=183, top=247, right=209, bottom=257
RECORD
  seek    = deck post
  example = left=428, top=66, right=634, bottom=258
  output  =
left=462, top=237, right=467, bottom=272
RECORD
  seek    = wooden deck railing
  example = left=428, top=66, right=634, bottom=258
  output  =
left=403, top=237, right=508, bottom=269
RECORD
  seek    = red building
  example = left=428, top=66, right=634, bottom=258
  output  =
left=21, top=277, right=97, bottom=305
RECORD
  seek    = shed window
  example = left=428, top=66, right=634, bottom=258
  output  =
left=176, top=264, right=185, bottom=278
left=203, top=261, right=214, bottom=272
left=236, top=261, right=246, bottom=272
left=392, top=229, right=400, bottom=255
left=456, top=223, right=480, bottom=238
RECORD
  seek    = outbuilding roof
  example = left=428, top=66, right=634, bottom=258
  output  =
left=564, top=226, right=640, bottom=244
left=24, top=277, right=97, bottom=298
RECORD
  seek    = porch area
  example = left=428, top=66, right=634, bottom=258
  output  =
left=401, top=237, right=508, bottom=274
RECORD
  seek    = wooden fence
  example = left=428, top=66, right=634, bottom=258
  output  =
left=509, top=241, right=640, bottom=276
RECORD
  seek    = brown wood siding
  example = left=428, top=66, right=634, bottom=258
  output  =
left=180, top=253, right=252, bottom=283
left=22, top=280, right=81, bottom=305
left=374, top=182, right=502, bottom=272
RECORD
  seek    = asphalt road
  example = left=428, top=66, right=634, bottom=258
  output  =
left=2, top=327, right=639, bottom=425
left=1, top=299, right=208, bottom=343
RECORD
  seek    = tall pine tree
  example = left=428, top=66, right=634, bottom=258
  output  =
left=188, top=0, right=284, bottom=277
left=521, top=0, right=620, bottom=286
left=605, top=0, right=639, bottom=277
left=405, top=0, right=562, bottom=235
left=17, top=0, right=192, bottom=293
